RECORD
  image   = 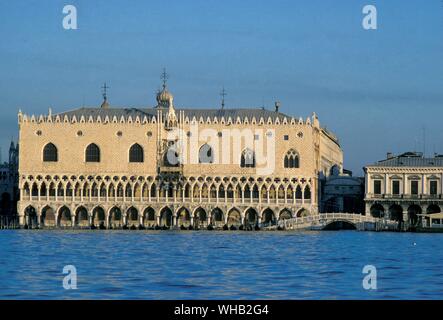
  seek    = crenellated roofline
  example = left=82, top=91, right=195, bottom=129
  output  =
left=17, top=107, right=319, bottom=127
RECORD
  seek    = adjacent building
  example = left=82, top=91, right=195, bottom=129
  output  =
left=0, top=141, right=19, bottom=216
left=364, top=152, right=443, bottom=228
left=17, top=80, right=343, bottom=228
left=322, top=167, right=364, bottom=214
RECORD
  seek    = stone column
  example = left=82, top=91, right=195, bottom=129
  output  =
left=71, top=215, right=75, bottom=228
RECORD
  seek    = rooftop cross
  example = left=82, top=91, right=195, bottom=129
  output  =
left=161, top=68, right=169, bottom=89
left=220, top=87, right=227, bottom=109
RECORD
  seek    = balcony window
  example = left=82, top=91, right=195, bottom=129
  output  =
left=429, top=180, right=438, bottom=195
left=373, top=180, right=381, bottom=195
left=392, top=180, right=400, bottom=195
left=410, top=180, right=419, bottom=195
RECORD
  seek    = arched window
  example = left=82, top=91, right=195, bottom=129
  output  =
left=85, top=144, right=100, bottom=162
left=43, top=143, right=58, bottom=162
left=304, top=185, right=311, bottom=200
left=129, top=144, right=144, bottom=163
left=199, top=144, right=214, bottom=163
left=240, top=148, right=255, bottom=168
left=284, top=149, right=299, bottom=168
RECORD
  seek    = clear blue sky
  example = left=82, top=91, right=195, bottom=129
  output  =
left=0, top=0, right=442, bottom=174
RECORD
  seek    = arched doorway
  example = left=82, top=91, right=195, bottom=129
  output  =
left=211, top=208, right=224, bottom=227
left=41, top=206, right=56, bottom=227
left=108, top=207, right=123, bottom=228
left=75, top=206, right=89, bottom=227
left=427, top=204, right=441, bottom=214
left=227, top=208, right=242, bottom=227
left=388, top=205, right=403, bottom=221
left=279, top=209, right=293, bottom=221
left=244, top=208, right=258, bottom=227
left=194, top=207, right=207, bottom=228
left=58, top=206, right=72, bottom=227
left=127, top=207, right=139, bottom=227
left=370, top=204, right=384, bottom=218
left=177, top=207, right=191, bottom=227
left=159, top=207, right=173, bottom=227
left=92, top=207, right=106, bottom=228
left=295, top=208, right=308, bottom=218
left=143, top=207, right=156, bottom=227
left=262, top=208, right=276, bottom=225
left=24, top=206, right=38, bottom=228
left=407, top=205, right=422, bottom=226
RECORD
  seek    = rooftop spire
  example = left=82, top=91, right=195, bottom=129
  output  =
left=220, top=87, right=227, bottom=110
left=101, top=82, right=110, bottom=109
left=161, top=68, right=169, bottom=89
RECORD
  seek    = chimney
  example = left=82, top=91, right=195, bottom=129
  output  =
left=275, top=101, right=280, bottom=112
left=387, top=152, right=393, bottom=159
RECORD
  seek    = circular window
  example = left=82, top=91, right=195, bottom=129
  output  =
left=147, top=131, right=152, bottom=137
left=36, top=130, right=42, bottom=136
left=116, top=131, right=123, bottom=137
left=266, top=131, right=273, bottom=138
left=187, top=131, right=192, bottom=137
left=297, top=132, right=304, bottom=138
left=77, top=131, right=83, bottom=137
left=218, top=132, right=222, bottom=137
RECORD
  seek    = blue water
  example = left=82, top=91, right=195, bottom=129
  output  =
left=0, top=230, right=442, bottom=300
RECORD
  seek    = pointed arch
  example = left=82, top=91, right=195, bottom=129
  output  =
left=143, top=207, right=156, bottom=227
left=280, top=208, right=293, bottom=220
left=92, top=206, right=106, bottom=227
left=262, top=208, right=276, bottom=225
left=295, top=185, right=303, bottom=199
left=211, top=207, right=224, bottom=227
left=127, top=207, right=139, bottom=226
left=244, top=207, right=258, bottom=226
left=129, top=143, right=144, bottom=163
left=304, top=185, right=311, bottom=200
left=284, top=149, right=299, bottom=168
left=75, top=206, right=89, bottom=227
left=41, top=205, right=56, bottom=227
left=57, top=206, right=71, bottom=227
left=194, top=207, right=208, bottom=228
left=108, top=206, right=123, bottom=228
left=177, top=207, right=191, bottom=227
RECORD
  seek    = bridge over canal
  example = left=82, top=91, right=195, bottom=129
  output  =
left=272, top=213, right=399, bottom=231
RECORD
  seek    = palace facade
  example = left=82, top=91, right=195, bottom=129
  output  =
left=17, top=82, right=343, bottom=229
left=364, top=152, right=443, bottom=228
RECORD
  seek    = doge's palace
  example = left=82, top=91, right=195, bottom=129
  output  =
left=17, top=78, right=343, bottom=229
